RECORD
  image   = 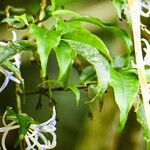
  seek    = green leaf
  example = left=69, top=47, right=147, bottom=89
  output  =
left=5, top=107, right=35, bottom=148
left=65, top=40, right=110, bottom=95
left=113, top=56, right=129, bottom=68
left=56, top=17, right=82, bottom=35
left=113, top=0, right=131, bottom=22
left=1, top=60, right=22, bottom=81
left=52, top=10, right=132, bottom=54
left=0, top=40, right=37, bottom=64
left=63, top=25, right=111, bottom=60
left=14, top=13, right=34, bottom=26
left=113, top=0, right=124, bottom=19
left=68, top=85, right=80, bottom=105
left=109, top=68, right=139, bottom=131
left=146, top=69, right=150, bottom=83
left=136, top=103, right=150, bottom=142
left=6, top=107, right=18, bottom=122
left=70, top=15, right=133, bottom=54
left=14, top=113, right=34, bottom=148
left=1, top=17, right=16, bottom=25
left=80, top=65, right=96, bottom=84
left=55, top=41, right=75, bottom=86
left=51, top=0, right=56, bottom=11
left=14, top=13, right=29, bottom=26
left=30, top=24, right=61, bottom=77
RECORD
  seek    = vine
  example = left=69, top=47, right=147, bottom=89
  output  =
left=0, top=0, right=149, bottom=149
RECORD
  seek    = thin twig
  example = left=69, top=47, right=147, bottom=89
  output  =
left=22, top=82, right=97, bottom=95
left=38, top=0, right=47, bottom=26
left=0, top=7, right=26, bottom=16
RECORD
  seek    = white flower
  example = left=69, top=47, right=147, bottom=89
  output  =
left=141, top=0, right=150, bottom=17
left=131, top=38, right=150, bottom=68
left=25, top=106, right=57, bottom=150
left=0, top=106, right=57, bottom=150
left=141, top=38, right=150, bottom=66
left=0, top=31, right=21, bottom=92
left=0, top=110, right=20, bottom=150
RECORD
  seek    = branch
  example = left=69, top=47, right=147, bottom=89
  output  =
left=0, top=6, right=26, bottom=17
left=22, top=82, right=97, bottom=95
left=38, top=0, right=47, bottom=25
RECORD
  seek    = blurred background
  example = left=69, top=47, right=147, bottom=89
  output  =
left=0, top=0, right=146, bottom=149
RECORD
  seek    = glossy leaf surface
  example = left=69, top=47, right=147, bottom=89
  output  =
left=136, top=104, right=150, bottom=142
left=68, top=85, right=80, bottom=105
left=65, top=40, right=110, bottom=95
left=30, top=24, right=61, bottom=77
left=109, top=68, right=139, bottom=131
left=0, top=40, right=36, bottom=64
left=55, top=41, right=75, bottom=86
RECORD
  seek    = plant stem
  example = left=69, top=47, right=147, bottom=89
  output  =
left=52, top=10, right=80, bottom=17
left=51, top=0, right=56, bottom=12
left=21, top=82, right=97, bottom=95
left=16, top=84, right=22, bottom=114
left=128, top=0, right=150, bottom=130
left=16, top=83, right=24, bottom=150
left=38, top=0, right=47, bottom=26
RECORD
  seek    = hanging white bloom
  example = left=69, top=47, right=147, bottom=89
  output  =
left=0, top=106, right=57, bottom=150
left=0, top=31, right=21, bottom=92
left=0, top=109, right=20, bottom=150
left=141, top=0, right=150, bottom=17
left=25, top=107, right=56, bottom=150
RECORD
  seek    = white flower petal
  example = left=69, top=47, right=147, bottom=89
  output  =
left=12, top=31, right=22, bottom=69
left=25, top=131, right=39, bottom=149
left=141, top=1, right=150, bottom=17
left=37, top=107, right=56, bottom=128
left=24, top=106, right=57, bottom=149
left=9, top=74, right=21, bottom=84
left=2, top=111, right=7, bottom=126
left=37, top=131, right=49, bottom=145
left=25, top=135, right=32, bottom=148
left=12, top=31, right=17, bottom=42
left=1, top=121, right=18, bottom=150
left=0, top=42, right=7, bottom=46
left=14, top=54, right=21, bottom=69
left=141, top=38, right=150, bottom=53
left=2, top=128, right=9, bottom=150
left=0, top=76, right=9, bottom=93
left=141, top=38, right=150, bottom=66
left=0, top=66, right=21, bottom=92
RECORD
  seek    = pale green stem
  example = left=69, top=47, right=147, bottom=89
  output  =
left=128, top=0, right=150, bottom=130
left=38, top=0, right=47, bottom=27
left=16, top=84, right=22, bottom=114
left=52, top=10, right=80, bottom=17
left=51, top=0, right=56, bottom=12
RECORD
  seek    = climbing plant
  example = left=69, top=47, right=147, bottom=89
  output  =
left=0, top=0, right=150, bottom=149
